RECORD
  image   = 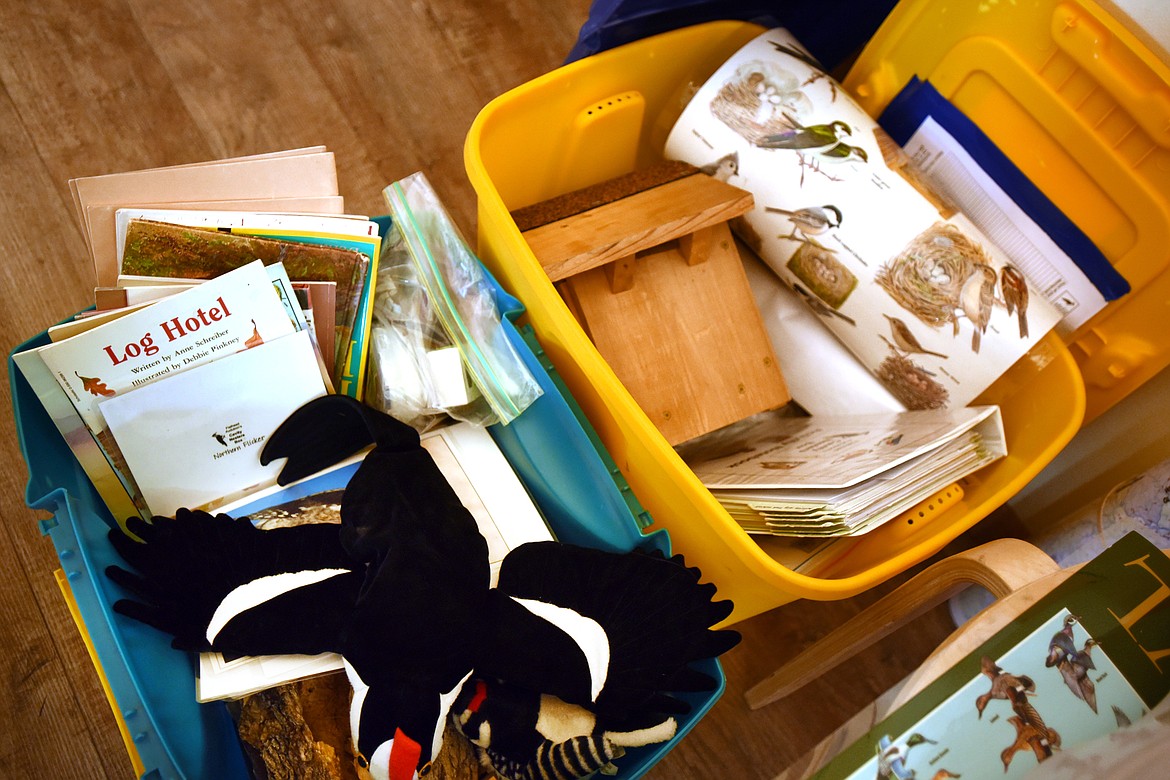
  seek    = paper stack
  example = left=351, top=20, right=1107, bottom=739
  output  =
left=678, top=405, right=1005, bottom=537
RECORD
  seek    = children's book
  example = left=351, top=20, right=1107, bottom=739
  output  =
left=17, top=261, right=304, bottom=518
left=815, top=531, right=1170, bottom=779
left=117, top=219, right=371, bottom=394
left=98, top=329, right=328, bottom=517
left=235, top=225, right=380, bottom=400
left=93, top=279, right=338, bottom=378
left=68, top=147, right=342, bottom=286
left=115, top=206, right=388, bottom=400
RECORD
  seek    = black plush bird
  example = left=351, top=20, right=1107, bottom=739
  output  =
left=106, top=395, right=739, bottom=780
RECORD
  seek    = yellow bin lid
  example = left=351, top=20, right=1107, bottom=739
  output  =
left=844, top=0, right=1170, bottom=423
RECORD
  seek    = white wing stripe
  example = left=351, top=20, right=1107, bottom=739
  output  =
left=206, top=568, right=352, bottom=644
left=510, top=596, right=609, bottom=701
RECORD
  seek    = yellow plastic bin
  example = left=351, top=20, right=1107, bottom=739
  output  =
left=463, top=18, right=1127, bottom=624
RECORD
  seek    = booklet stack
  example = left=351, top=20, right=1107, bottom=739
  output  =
left=13, top=148, right=383, bottom=522
left=677, top=405, right=1006, bottom=537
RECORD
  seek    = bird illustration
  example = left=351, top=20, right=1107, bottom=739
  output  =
left=999, top=264, right=1030, bottom=339
left=820, top=143, right=869, bottom=163
left=903, top=732, right=937, bottom=758
left=1001, top=713, right=1060, bottom=771
left=956, top=264, right=997, bottom=353
left=698, top=151, right=738, bottom=182
left=768, top=40, right=825, bottom=72
left=875, top=734, right=913, bottom=780
left=1055, top=637, right=1099, bottom=713
left=1004, top=675, right=1061, bottom=767
left=211, top=432, right=229, bottom=447
left=792, top=283, right=856, bottom=325
left=873, top=732, right=939, bottom=780
left=1045, top=614, right=1081, bottom=668
left=883, top=314, right=947, bottom=359
left=975, top=655, right=1035, bottom=718
left=765, top=204, right=842, bottom=241
left=755, top=115, right=851, bottom=153
left=106, top=395, right=740, bottom=780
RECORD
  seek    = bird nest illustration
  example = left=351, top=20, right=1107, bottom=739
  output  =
left=876, top=222, right=994, bottom=328
left=875, top=352, right=950, bottom=410
left=710, top=61, right=813, bottom=145
left=786, top=242, right=856, bottom=309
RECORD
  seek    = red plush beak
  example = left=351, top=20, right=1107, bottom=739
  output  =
left=388, top=727, right=423, bottom=780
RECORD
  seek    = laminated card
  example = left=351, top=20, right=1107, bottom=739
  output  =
left=665, top=29, right=1063, bottom=410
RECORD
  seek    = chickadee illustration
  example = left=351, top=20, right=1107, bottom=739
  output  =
left=765, top=204, right=842, bottom=242
left=698, top=151, right=739, bottom=182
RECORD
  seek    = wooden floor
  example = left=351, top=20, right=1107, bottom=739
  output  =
left=0, top=2, right=961, bottom=777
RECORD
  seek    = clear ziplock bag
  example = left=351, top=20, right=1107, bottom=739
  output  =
left=383, top=172, right=542, bottom=426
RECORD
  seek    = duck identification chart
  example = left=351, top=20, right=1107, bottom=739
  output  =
left=815, top=531, right=1170, bottom=779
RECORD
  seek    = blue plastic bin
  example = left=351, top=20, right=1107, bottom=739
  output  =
left=9, top=246, right=724, bottom=779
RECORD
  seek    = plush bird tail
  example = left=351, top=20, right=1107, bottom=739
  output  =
left=603, top=717, right=676, bottom=748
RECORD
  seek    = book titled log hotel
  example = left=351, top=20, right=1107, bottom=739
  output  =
left=38, top=261, right=297, bottom=426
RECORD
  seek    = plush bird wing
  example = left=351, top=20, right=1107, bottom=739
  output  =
left=478, top=541, right=739, bottom=727
left=107, top=509, right=364, bottom=656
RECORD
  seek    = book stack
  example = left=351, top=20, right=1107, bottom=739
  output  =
left=66, top=146, right=381, bottom=399
left=12, top=148, right=384, bottom=522
left=14, top=260, right=333, bottom=521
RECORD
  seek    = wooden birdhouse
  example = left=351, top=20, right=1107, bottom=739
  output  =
left=512, top=160, right=790, bottom=445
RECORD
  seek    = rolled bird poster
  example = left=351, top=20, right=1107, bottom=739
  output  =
left=665, top=29, right=1061, bottom=410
